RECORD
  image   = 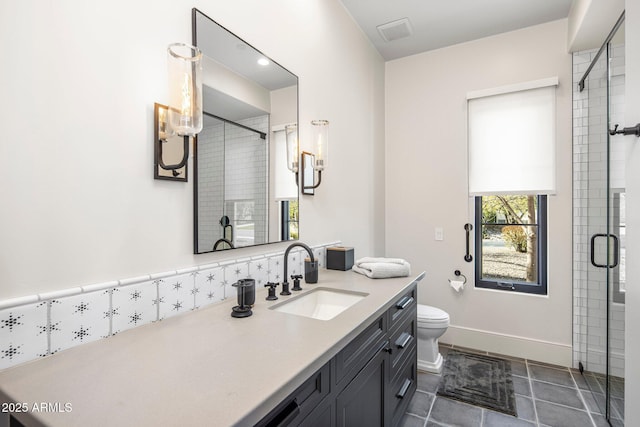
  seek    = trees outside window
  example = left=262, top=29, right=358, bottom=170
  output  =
left=475, top=195, right=547, bottom=295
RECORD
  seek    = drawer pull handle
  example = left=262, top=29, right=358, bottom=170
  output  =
left=273, top=399, right=300, bottom=427
left=395, top=332, right=413, bottom=349
left=396, top=296, right=414, bottom=310
left=396, top=379, right=413, bottom=399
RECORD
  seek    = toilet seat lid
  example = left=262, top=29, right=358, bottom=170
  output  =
left=417, top=304, right=449, bottom=321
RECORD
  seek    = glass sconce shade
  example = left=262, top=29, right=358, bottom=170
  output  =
left=167, top=43, right=203, bottom=136
left=311, top=120, right=329, bottom=171
left=285, top=123, right=299, bottom=173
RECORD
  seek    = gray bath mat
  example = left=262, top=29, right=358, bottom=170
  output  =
left=436, top=350, right=517, bottom=417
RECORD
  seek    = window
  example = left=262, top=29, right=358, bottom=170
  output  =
left=467, top=78, right=557, bottom=295
left=475, top=195, right=547, bottom=294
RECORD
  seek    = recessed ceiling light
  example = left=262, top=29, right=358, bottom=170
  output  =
left=258, top=57, right=269, bottom=66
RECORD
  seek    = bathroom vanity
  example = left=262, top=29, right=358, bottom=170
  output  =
left=0, top=270, right=423, bottom=427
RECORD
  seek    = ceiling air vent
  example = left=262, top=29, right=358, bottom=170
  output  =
left=376, top=18, right=413, bottom=42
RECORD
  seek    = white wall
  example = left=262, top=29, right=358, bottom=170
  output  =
left=567, top=0, right=625, bottom=51
left=385, top=20, right=573, bottom=365
left=0, top=0, right=385, bottom=300
left=202, top=56, right=271, bottom=113
left=625, top=0, right=640, bottom=423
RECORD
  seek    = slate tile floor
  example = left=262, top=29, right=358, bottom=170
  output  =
left=402, top=344, right=625, bottom=427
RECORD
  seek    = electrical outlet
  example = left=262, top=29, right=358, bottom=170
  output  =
left=435, top=227, right=444, bottom=241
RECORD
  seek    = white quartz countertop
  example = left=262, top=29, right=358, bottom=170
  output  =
left=0, top=269, right=424, bottom=427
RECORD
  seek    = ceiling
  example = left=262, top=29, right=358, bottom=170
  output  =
left=195, top=9, right=297, bottom=91
left=339, top=0, right=574, bottom=61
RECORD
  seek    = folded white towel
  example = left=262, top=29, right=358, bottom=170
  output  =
left=352, top=257, right=411, bottom=279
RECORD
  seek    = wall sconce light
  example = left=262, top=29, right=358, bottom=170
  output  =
left=301, top=120, right=329, bottom=194
left=154, top=103, right=189, bottom=181
left=154, top=43, right=203, bottom=182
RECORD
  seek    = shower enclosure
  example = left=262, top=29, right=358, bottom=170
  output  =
left=573, top=12, right=626, bottom=425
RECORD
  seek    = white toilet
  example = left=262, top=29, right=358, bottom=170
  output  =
left=416, top=304, right=450, bottom=374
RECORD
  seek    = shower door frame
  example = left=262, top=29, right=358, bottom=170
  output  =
left=576, top=11, right=626, bottom=424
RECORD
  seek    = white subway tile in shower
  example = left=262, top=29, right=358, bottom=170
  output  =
left=0, top=302, right=48, bottom=370
left=49, top=290, right=111, bottom=353
left=158, top=273, right=196, bottom=320
left=112, top=280, right=158, bottom=334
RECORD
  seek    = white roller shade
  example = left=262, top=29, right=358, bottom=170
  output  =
left=467, top=78, right=557, bottom=196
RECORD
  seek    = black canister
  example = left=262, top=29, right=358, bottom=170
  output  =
left=235, top=278, right=256, bottom=306
left=231, top=278, right=255, bottom=318
left=304, top=259, right=319, bottom=284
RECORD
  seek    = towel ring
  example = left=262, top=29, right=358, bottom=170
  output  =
left=448, top=269, right=467, bottom=285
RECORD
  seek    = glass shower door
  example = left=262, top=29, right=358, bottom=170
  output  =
left=582, top=16, right=626, bottom=425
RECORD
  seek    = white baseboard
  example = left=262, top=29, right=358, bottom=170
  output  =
left=441, top=324, right=573, bottom=367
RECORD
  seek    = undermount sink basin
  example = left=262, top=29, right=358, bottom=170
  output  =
left=270, top=288, right=368, bottom=320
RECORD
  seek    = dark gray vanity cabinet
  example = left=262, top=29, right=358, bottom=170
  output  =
left=255, top=362, right=331, bottom=427
left=335, top=341, right=388, bottom=426
left=298, top=398, right=335, bottom=427
left=386, top=285, right=418, bottom=427
left=257, top=284, right=417, bottom=427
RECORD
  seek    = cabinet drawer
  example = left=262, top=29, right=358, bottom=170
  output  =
left=388, top=285, right=417, bottom=330
left=298, top=396, right=335, bottom=427
left=388, top=354, right=417, bottom=427
left=335, top=315, right=387, bottom=387
left=389, top=313, right=416, bottom=378
left=256, top=362, right=330, bottom=427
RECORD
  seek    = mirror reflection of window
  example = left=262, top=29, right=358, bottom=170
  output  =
left=302, top=152, right=315, bottom=196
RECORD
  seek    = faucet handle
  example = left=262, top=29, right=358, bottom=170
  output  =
left=265, top=282, right=279, bottom=301
left=291, top=274, right=303, bottom=291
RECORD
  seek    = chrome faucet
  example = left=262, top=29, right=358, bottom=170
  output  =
left=213, top=238, right=234, bottom=251
left=281, top=242, right=317, bottom=295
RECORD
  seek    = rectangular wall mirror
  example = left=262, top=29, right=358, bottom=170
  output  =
left=192, top=8, right=299, bottom=254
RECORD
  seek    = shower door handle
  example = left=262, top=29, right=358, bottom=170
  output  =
left=590, top=234, right=619, bottom=268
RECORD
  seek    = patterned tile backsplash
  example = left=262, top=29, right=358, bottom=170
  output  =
left=0, top=242, right=337, bottom=371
